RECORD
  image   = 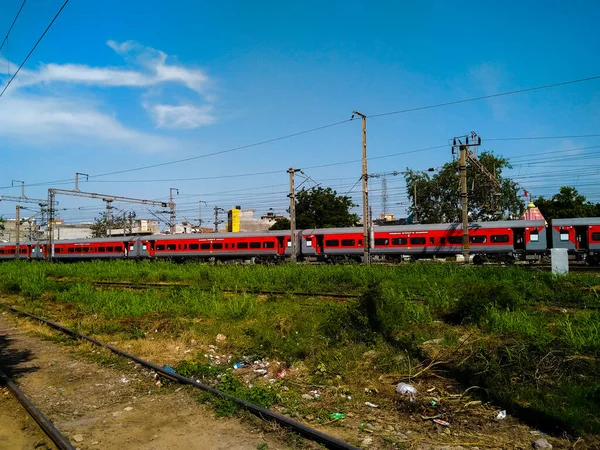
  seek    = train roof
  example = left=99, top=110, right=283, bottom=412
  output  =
left=145, top=230, right=293, bottom=240
left=552, top=217, right=600, bottom=226
left=302, top=220, right=546, bottom=235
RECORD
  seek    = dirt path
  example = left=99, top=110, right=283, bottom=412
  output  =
left=0, top=314, right=297, bottom=450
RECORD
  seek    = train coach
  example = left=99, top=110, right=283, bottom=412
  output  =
left=0, top=218, right=598, bottom=264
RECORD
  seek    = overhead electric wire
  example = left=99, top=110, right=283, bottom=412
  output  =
left=0, top=0, right=69, bottom=99
left=0, top=0, right=27, bottom=54
left=368, top=75, right=600, bottom=118
left=487, top=134, right=600, bottom=142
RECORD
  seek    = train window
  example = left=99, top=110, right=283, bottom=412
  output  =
left=82, top=248, right=89, bottom=253
left=410, top=237, right=426, bottom=245
left=98, top=247, right=105, bottom=252
left=392, top=238, right=407, bottom=245
left=166, top=244, right=176, bottom=251
left=560, top=229, right=570, bottom=241
left=231, top=243, right=235, bottom=249
left=358, top=239, right=363, bottom=246
left=200, top=243, right=210, bottom=250
left=0, top=250, right=3, bottom=254
left=325, top=240, right=339, bottom=247
left=250, top=242, right=261, bottom=249
left=440, top=237, right=445, bottom=244
left=263, top=242, right=275, bottom=249
left=529, top=231, right=539, bottom=242
left=75, top=248, right=82, bottom=253
left=189, top=243, right=199, bottom=250
left=21, top=248, right=27, bottom=254
left=448, top=236, right=462, bottom=244
left=68, top=248, right=74, bottom=253
left=592, top=232, right=600, bottom=241
left=469, top=236, right=486, bottom=244
left=429, top=237, right=435, bottom=244
left=155, top=244, right=165, bottom=251
left=341, top=239, right=355, bottom=247
left=306, top=240, right=312, bottom=247
left=9, top=249, right=15, bottom=254
left=237, top=242, right=248, bottom=249
left=491, top=234, right=510, bottom=243
left=212, top=243, right=223, bottom=250
left=374, top=238, right=389, bottom=246
left=142, top=244, right=147, bottom=251
left=115, top=246, right=123, bottom=252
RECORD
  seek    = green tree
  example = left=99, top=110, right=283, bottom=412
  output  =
left=269, top=187, right=359, bottom=230
left=90, top=211, right=135, bottom=238
left=404, top=151, right=523, bottom=223
left=0, top=216, right=4, bottom=233
left=534, top=187, right=599, bottom=221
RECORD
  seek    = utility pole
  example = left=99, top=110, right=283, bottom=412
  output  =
left=413, top=184, right=418, bottom=224
left=288, top=168, right=301, bottom=262
left=75, top=173, right=88, bottom=191
left=12, top=180, right=25, bottom=197
left=213, top=206, right=224, bottom=232
left=169, top=188, right=178, bottom=234
left=198, top=201, right=207, bottom=231
left=15, top=205, right=21, bottom=258
left=451, top=133, right=482, bottom=264
left=352, top=110, right=369, bottom=263
left=104, top=199, right=113, bottom=237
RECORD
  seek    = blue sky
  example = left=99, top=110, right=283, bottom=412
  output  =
left=0, top=0, right=599, bottom=227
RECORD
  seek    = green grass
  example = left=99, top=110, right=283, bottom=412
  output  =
left=1, top=260, right=599, bottom=436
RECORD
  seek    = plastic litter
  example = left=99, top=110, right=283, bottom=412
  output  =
left=365, top=402, right=379, bottom=408
left=276, top=369, right=287, bottom=378
left=396, top=382, right=417, bottom=397
left=329, top=413, right=345, bottom=420
left=254, top=369, right=268, bottom=375
left=432, top=418, right=450, bottom=427
left=233, top=363, right=245, bottom=369
left=308, top=390, right=320, bottom=398
left=496, top=410, right=507, bottom=420
left=163, top=365, right=177, bottom=374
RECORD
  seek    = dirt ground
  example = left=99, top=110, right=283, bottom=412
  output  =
left=0, top=309, right=590, bottom=450
left=0, top=313, right=303, bottom=450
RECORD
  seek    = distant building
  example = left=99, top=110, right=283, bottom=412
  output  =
left=226, top=208, right=281, bottom=232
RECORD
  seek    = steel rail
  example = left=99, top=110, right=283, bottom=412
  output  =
left=2, top=304, right=359, bottom=450
left=0, top=367, right=75, bottom=450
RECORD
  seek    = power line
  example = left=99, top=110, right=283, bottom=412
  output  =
left=487, top=134, right=600, bottom=142
left=0, top=0, right=27, bottom=53
left=369, top=75, right=600, bottom=118
left=0, top=0, right=69, bottom=99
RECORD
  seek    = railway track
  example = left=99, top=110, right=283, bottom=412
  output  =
left=1, top=303, right=359, bottom=450
left=0, top=367, right=75, bottom=450
left=50, top=278, right=361, bottom=299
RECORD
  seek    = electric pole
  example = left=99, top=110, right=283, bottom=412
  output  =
left=104, top=199, right=114, bottom=237
left=413, top=184, right=418, bottom=224
left=169, top=188, right=178, bottom=234
left=352, top=110, right=370, bottom=263
left=213, top=206, right=224, bottom=232
left=288, top=168, right=301, bottom=262
left=15, top=205, right=21, bottom=258
left=198, top=201, right=207, bottom=231
left=451, top=132, right=482, bottom=264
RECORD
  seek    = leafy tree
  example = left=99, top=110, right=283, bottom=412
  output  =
left=0, top=216, right=4, bottom=233
left=534, top=187, right=600, bottom=221
left=270, top=187, right=359, bottom=230
left=404, top=151, right=523, bottom=223
left=90, top=211, right=136, bottom=238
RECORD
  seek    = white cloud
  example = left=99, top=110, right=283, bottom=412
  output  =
left=0, top=94, right=177, bottom=153
left=146, top=104, right=216, bottom=129
left=0, top=40, right=218, bottom=153
left=13, top=41, right=212, bottom=96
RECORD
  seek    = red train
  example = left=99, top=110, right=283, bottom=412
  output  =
left=1, top=218, right=599, bottom=264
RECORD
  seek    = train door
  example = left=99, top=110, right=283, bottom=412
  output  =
left=575, top=226, right=588, bottom=251
left=513, top=228, right=525, bottom=251
left=277, top=236, right=285, bottom=255
left=316, top=235, right=324, bottom=255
